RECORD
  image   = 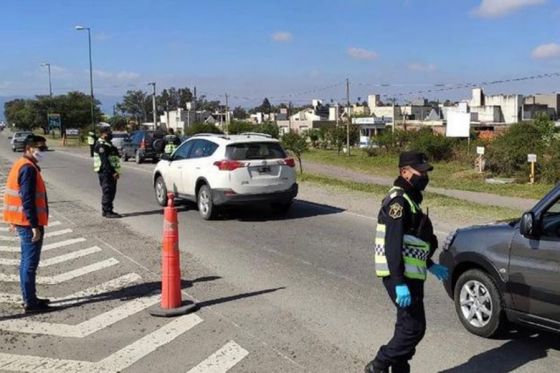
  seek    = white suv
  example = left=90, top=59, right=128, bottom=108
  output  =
left=152, top=133, right=298, bottom=220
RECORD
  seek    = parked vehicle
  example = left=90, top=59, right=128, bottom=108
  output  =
left=121, top=130, right=165, bottom=163
left=440, top=184, right=560, bottom=337
left=110, top=132, right=129, bottom=154
left=10, top=131, right=33, bottom=152
left=152, top=133, right=298, bottom=220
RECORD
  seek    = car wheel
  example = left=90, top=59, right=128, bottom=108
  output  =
left=271, top=200, right=293, bottom=214
left=135, top=151, right=143, bottom=164
left=197, top=184, right=216, bottom=220
left=154, top=176, right=168, bottom=207
left=454, top=269, right=503, bottom=338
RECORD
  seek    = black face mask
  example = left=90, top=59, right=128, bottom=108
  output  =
left=410, top=173, right=429, bottom=191
left=106, top=134, right=113, bottom=141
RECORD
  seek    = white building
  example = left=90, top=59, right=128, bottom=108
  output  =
left=468, top=88, right=522, bottom=124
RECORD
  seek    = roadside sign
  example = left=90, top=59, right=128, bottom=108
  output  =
left=528, top=154, right=537, bottom=163
left=476, top=146, right=485, bottom=155
left=47, top=113, right=61, bottom=129
left=66, top=128, right=79, bottom=136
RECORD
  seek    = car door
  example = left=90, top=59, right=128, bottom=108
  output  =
left=508, top=196, right=560, bottom=323
left=180, top=140, right=219, bottom=196
left=166, top=140, right=195, bottom=195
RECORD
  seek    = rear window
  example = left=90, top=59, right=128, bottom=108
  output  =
left=226, top=142, right=286, bottom=160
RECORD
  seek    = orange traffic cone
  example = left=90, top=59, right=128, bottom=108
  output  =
left=148, top=193, right=198, bottom=317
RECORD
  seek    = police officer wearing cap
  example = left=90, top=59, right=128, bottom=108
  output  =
left=365, top=151, right=449, bottom=373
left=93, top=127, right=121, bottom=218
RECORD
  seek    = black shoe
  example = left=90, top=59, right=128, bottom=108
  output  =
left=391, top=362, right=410, bottom=373
left=23, top=302, right=52, bottom=314
left=104, top=211, right=122, bottom=219
left=365, top=360, right=389, bottom=373
left=37, top=298, right=51, bottom=305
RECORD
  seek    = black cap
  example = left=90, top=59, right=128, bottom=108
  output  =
left=399, top=151, right=433, bottom=172
left=99, top=126, right=112, bottom=134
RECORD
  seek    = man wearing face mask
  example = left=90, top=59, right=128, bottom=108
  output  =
left=365, top=151, right=449, bottom=373
left=93, top=127, right=121, bottom=218
left=3, top=135, right=51, bottom=313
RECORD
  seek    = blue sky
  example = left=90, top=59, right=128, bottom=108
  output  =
left=1, top=0, right=560, bottom=112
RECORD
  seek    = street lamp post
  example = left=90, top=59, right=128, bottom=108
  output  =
left=41, top=63, right=53, bottom=97
left=75, top=25, right=95, bottom=132
left=148, top=82, right=157, bottom=130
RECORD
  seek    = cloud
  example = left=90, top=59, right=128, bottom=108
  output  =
left=472, top=0, right=546, bottom=18
left=532, top=43, right=560, bottom=59
left=93, top=70, right=140, bottom=81
left=271, top=31, right=293, bottom=42
left=347, top=47, right=378, bottom=61
left=408, top=63, right=437, bottom=72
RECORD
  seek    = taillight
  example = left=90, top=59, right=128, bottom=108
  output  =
left=214, top=160, right=246, bottom=171
left=280, top=158, right=296, bottom=167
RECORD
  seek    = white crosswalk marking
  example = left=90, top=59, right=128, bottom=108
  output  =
left=0, top=246, right=102, bottom=267
left=187, top=341, right=249, bottom=373
left=0, top=295, right=160, bottom=337
left=0, top=314, right=203, bottom=372
left=0, top=228, right=72, bottom=242
left=0, top=258, right=119, bottom=284
left=0, top=237, right=86, bottom=252
left=0, top=273, right=142, bottom=305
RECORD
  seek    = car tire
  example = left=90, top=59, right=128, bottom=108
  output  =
left=135, top=150, right=143, bottom=164
left=271, top=200, right=293, bottom=214
left=454, top=269, right=503, bottom=338
left=197, top=184, right=217, bottom=220
left=154, top=176, right=168, bottom=207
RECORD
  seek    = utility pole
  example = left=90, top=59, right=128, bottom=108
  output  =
left=75, top=25, right=95, bottom=132
left=288, top=101, right=292, bottom=132
left=346, top=78, right=350, bottom=157
left=224, top=93, right=229, bottom=134
left=193, top=86, right=197, bottom=124
left=148, top=82, right=157, bottom=130
left=41, top=63, right=52, bottom=97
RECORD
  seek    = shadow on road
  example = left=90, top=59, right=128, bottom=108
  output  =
left=221, top=199, right=345, bottom=222
left=439, top=328, right=559, bottom=372
left=197, top=287, right=285, bottom=308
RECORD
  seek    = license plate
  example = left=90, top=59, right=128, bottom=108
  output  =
left=257, top=166, right=271, bottom=173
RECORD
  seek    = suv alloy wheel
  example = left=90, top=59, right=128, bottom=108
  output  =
left=154, top=176, right=168, bottom=207
left=454, top=269, right=503, bottom=337
left=197, top=184, right=216, bottom=220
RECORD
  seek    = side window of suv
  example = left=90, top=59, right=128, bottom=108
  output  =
left=541, top=199, right=560, bottom=238
left=189, top=140, right=217, bottom=159
left=173, top=140, right=195, bottom=160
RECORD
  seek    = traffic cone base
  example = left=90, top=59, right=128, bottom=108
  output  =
left=148, top=299, right=199, bottom=317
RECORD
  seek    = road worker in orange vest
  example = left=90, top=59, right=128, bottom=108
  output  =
left=3, top=135, right=51, bottom=313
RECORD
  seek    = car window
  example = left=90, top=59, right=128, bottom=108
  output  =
left=541, top=199, right=560, bottom=238
left=226, top=142, right=286, bottom=160
left=173, top=140, right=195, bottom=160
left=189, top=140, right=206, bottom=159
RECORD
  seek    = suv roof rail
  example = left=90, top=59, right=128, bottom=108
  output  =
left=191, top=133, right=229, bottom=139
left=238, top=132, right=272, bottom=138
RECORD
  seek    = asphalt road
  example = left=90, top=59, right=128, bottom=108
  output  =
left=1, top=133, right=559, bottom=372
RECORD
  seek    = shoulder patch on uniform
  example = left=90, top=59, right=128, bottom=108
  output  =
left=388, top=202, right=403, bottom=219
left=98, top=147, right=105, bottom=153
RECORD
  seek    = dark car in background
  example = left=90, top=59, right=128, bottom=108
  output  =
left=440, top=184, right=560, bottom=338
left=121, top=130, right=165, bottom=163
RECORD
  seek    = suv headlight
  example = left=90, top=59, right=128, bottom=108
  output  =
left=442, top=230, right=457, bottom=251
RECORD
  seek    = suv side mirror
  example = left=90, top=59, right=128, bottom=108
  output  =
left=520, top=212, right=537, bottom=237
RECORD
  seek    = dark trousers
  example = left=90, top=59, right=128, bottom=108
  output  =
left=16, top=226, right=44, bottom=306
left=89, top=145, right=94, bottom=157
left=98, top=173, right=117, bottom=214
left=375, top=277, right=426, bottom=371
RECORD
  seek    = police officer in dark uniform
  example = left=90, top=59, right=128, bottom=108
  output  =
left=365, top=151, right=449, bottom=373
left=93, top=127, right=122, bottom=218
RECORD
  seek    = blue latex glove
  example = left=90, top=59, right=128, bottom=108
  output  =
left=395, top=285, right=412, bottom=308
left=429, top=264, right=449, bottom=281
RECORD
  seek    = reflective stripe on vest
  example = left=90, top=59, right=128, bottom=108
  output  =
left=2, top=158, right=49, bottom=227
left=94, top=139, right=121, bottom=174
left=374, top=188, right=430, bottom=280
left=164, top=144, right=177, bottom=154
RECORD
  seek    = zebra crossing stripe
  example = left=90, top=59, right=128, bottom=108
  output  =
left=0, top=314, right=203, bottom=372
left=0, top=258, right=119, bottom=284
left=0, top=273, right=142, bottom=305
left=0, top=294, right=160, bottom=337
left=0, top=228, right=72, bottom=242
left=0, top=237, right=86, bottom=253
left=0, top=246, right=102, bottom=267
left=186, top=341, right=249, bottom=373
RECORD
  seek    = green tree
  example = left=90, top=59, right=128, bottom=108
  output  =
left=117, top=90, right=151, bottom=124
left=260, top=98, right=272, bottom=114
left=227, top=120, right=254, bottom=134
left=254, top=122, right=280, bottom=139
left=185, top=122, right=224, bottom=136
left=282, top=130, right=308, bottom=174
left=158, top=87, right=193, bottom=113
left=107, top=115, right=129, bottom=131
left=233, top=106, right=248, bottom=119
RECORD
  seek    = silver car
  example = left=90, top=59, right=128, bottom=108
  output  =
left=10, top=131, right=33, bottom=152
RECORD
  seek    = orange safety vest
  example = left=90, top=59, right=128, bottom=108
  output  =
left=3, top=158, right=49, bottom=227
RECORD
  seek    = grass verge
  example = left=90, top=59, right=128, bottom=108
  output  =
left=299, top=172, right=521, bottom=223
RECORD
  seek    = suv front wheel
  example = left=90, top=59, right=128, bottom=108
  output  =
left=454, top=269, right=503, bottom=338
left=197, top=184, right=217, bottom=220
left=154, top=176, right=168, bottom=207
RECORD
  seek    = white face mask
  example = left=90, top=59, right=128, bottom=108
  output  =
left=33, top=150, right=45, bottom=162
